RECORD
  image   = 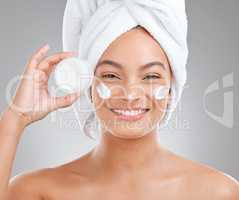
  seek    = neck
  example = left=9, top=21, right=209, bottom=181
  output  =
left=90, top=130, right=162, bottom=174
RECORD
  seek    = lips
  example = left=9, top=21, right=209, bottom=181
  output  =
left=110, top=109, right=150, bottom=116
left=109, top=108, right=150, bottom=121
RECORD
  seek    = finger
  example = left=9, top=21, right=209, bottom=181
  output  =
left=27, top=44, right=50, bottom=70
left=49, top=91, right=81, bottom=112
left=37, top=51, right=76, bottom=75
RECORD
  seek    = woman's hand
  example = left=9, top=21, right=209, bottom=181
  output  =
left=6, top=44, right=80, bottom=128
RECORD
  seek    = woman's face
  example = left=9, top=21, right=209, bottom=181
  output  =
left=91, top=27, right=172, bottom=139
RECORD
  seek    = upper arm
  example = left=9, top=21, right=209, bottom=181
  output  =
left=7, top=171, right=44, bottom=200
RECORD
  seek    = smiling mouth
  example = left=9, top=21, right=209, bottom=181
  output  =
left=109, top=108, right=150, bottom=116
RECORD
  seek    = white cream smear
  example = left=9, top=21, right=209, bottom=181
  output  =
left=96, top=83, right=112, bottom=99
left=153, top=85, right=168, bottom=100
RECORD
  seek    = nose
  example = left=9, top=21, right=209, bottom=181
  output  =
left=125, top=93, right=140, bottom=102
left=122, top=84, right=144, bottom=101
left=127, top=94, right=137, bottom=100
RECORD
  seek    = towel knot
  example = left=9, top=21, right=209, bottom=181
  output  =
left=121, top=0, right=176, bottom=11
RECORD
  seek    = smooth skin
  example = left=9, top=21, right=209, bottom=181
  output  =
left=1, top=27, right=239, bottom=200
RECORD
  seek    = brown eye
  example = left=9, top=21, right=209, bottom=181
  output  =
left=143, top=75, right=161, bottom=80
left=101, top=74, right=120, bottom=79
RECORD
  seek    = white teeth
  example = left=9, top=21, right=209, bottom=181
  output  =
left=112, top=109, right=147, bottom=116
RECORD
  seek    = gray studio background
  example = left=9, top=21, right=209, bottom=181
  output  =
left=0, top=1, right=238, bottom=180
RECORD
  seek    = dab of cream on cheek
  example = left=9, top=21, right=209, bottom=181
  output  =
left=153, top=86, right=168, bottom=100
left=96, top=83, right=112, bottom=99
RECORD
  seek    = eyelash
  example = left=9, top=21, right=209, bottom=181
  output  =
left=101, top=74, right=120, bottom=79
left=143, top=75, right=161, bottom=80
left=101, top=74, right=161, bottom=80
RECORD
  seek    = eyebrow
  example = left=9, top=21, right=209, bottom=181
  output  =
left=95, top=60, right=166, bottom=71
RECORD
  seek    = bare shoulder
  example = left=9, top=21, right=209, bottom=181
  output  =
left=172, top=152, right=239, bottom=199
left=8, top=167, right=54, bottom=199
left=8, top=152, right=92, bottom=199
left=199, top=166, right=239, bottom=199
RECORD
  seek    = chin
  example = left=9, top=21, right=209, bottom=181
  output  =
left=111, top=132, right=147, bottom=140
left=104, top=126, right=154, bottom=139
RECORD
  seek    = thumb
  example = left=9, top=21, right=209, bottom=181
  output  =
left=49, top=91, right=81, bottom=111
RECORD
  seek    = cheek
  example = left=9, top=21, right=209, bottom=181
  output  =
left=89, top=81, right=103, bottom=111
left=154, top=99, right=168, bottom=114
left=148, top=86, right=170, bottom=115
left=91, top=84, right=113, bottom=119
left=92, top=87, right=105, bottom=110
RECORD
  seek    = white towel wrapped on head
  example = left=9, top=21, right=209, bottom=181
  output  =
left=62, top=0, right=189, bottom=138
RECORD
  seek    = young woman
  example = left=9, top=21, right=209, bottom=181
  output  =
left=1, top=27, right=239, bottom=200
